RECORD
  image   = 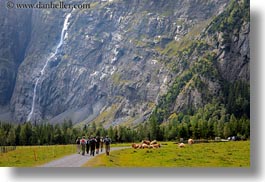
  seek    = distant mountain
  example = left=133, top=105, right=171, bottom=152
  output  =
left=0, top=0, right=249, bottom=129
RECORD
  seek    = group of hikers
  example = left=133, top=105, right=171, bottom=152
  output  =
left=76, top=136, right=111, bottom=156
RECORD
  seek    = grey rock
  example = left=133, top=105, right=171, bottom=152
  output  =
left=0, top=0, right=232, bottom=126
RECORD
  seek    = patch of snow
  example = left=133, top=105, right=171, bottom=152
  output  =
left=78, top=67, right=87, bottom=75
left=118, top=16, right=123, bottom=24
left=151, top=59, right=158, bottom=65
left=110, top=66, right=116, bottom=75
left=176, top=25, right=181, bottom=34
left=112, top=32, right=122, bottom=41
left=90, top=71, right=99, bottom=77
left=174, top=35, right=180, bottom=41
left=163, top=76, right=168, bottom=83
left=100, top=73, right=108, bottom=80
left=111, top=47, right=119, bottom=64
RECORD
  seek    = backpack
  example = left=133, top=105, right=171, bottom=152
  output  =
left=81, top=139, right=86, bottom=145
left=90, top=139, right=96, bottom=146
left=76, top=139, right=80, bottom=145
left=105, top=138, right=110, bottom=145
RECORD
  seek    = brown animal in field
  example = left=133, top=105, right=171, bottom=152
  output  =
left=148, top=145, right=153, bottom=149
left=178, top=143, right=185, bottom=148
left=150, top=140, right=157, bottom=145
left=188, top=138, right=194, bottom=145
left=150, top=143, right=161, bottom=148
left=141, top=143, right=149, bottom=149
left=142, top=140, right=151, bottom=145
left=132, top=143, right=142, bottom=149
left=132, top=143, right=138, bottom=149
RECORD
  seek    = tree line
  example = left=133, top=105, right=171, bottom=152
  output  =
left=0, top=120, right=78, bottom=146
left=0, top=120, right=138, bottom=146
left=156, top=102, right=250, bottom=141
left=0, top=101, right=249, bottom=146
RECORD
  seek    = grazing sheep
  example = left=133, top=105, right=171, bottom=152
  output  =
left=131, top=139, right=161, bottom=150
left=132, top=143, right=142, bottom=149
left=141, top=143, right=149, bottom=149
left=148, top=145, right=153, bottom=149
left=150, top=143, right=161, bottom=148
left=178, top=143, right=185, bottom=148
left=132, top=143, right=137, bottom=149
left=188, top=138, right=194, bottom=145
left=142, top=140, right=151, bottom=145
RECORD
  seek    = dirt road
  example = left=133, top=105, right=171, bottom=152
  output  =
left=40, top=147, right=127, bottom=167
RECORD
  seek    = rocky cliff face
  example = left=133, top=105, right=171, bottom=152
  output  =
left=173, top=23, right=250, bottom=114
left=175, top=0, right=249, bottom=114
left=151, top=0, right=250, bottom=121
left=0, top=2, right=32, bottom=120
left=1, top=0, right=235, bottom=126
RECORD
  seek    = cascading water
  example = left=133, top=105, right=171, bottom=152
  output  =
left=27, top=12, right=72, bottom=121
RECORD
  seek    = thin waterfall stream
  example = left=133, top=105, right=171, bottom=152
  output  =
left=27, top=12, right=72, bottom=121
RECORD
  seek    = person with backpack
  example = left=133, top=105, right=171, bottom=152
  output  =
left=100, top=137, right=104, bottom=152
left=95, top=136, right=100, bottom=154
left=76, top=137, right=81, bottom=154
left=89, top=136, right=97, bottom=156
left=103, top=136, right=111, bottom=156
left=86, top=136, right=91, bottom=155
left=80, top=136, right=87, bottom=156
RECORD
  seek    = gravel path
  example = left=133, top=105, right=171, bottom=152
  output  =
left=39, top=147, right=128, bottom=167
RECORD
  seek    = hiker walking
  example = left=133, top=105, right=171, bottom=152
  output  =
left=80, top=136, right=87, bottom=155
left=86, top=136, right=90, bottom=155
left=104, top=136, right=111, bottom=156
left=95, top=136, right=100, bottom=154
left=89, top=136, right=97, bottom=156
left=100, top=137, right=104, bottom=152
left=76, top=137, right=81, bottom=154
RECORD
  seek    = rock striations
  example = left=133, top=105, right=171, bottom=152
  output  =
left=0, top=0, right=249, bottom=127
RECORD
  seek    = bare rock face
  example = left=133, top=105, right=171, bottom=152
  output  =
left=167, top=0, right=250, bottom=116
left=1, top=0, right=231, bottom=125
left=215, top=22, right=249, bottom=82
left=0, top=1, right=32, bottom=119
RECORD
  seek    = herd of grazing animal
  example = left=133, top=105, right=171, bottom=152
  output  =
left=131, top=139, right=195, bottom=149
left=178, top=138, right=194, bottom=148
left=131, top=140, right=161, bottom=149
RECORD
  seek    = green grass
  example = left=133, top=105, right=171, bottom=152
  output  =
left=0, top=145, right=76, bottom=167
left=110, top=143, right=132, bottom=147
left=111, top=73, right=132, bottom=85
left=82, top=141, right=250, bottom=167
left=0, top=141, right=250, bottom=167
left=159, top=19, right=212, bottom=57
left=75, top=104, right=119, bottom=128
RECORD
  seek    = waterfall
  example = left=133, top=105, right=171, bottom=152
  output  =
left=27, top=12, right=72, bottom=122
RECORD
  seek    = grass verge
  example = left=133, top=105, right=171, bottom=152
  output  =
left=0, top=145, right=76, bottom=167
left=82, top=141, right=250, bottom=167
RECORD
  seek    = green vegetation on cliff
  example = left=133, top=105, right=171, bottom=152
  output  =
left=145, top=0, right=250, bottom=140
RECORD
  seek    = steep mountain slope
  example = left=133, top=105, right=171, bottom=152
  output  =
left=0, top=2, right=32, bottom=120
left=1, top=0, right=247, bottom=128
left=151, top=0, right=250, bottom=123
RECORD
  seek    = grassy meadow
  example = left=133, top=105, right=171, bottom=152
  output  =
left=83, top=141, right=250, bottom=167
left=0, top=145, right=76, bottom=167
left=0, top=141, right=250, bottom=167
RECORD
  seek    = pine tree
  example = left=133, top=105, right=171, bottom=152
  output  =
left=0, top=128, right=6, bottom=146
left=149, top=115, right=159, bottom=140
left=20, top=123, right=33, bottom=145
